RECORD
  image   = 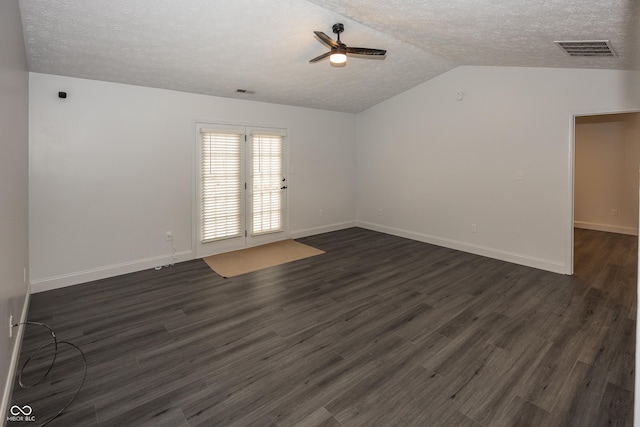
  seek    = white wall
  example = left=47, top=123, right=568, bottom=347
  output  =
left=29, top=73, right=356, bottom=292
left=575, top=113, right=640, bottom=235
left=356, top=66, right=640, bottom=274
left=0, top=0, right=30, bottom=417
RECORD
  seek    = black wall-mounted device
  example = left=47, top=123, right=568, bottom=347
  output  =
left=58, top=91, right=67, bottom=99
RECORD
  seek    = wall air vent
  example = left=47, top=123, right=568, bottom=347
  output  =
left=554, top=40, right=617, bottom=57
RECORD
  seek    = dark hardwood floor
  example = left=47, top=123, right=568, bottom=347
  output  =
left=8, top=227, right=636, bottom=426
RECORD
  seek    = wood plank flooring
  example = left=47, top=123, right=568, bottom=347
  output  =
left=8, top=227, right=636, bottom=426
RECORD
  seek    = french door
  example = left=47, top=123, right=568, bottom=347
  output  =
left=195, top=123, right=287, bottom=258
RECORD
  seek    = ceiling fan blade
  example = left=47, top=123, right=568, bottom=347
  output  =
left=314, top=31, right=339, bottom=48
left=309, top=51, right=331, bottom=63
left=346, top=47, right=387, bottom=56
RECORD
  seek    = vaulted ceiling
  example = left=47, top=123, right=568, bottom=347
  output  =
left=18, top=0, right=640, bottom=113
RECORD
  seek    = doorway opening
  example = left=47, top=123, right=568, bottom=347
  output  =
left=572, top=111, right=640, bottom=274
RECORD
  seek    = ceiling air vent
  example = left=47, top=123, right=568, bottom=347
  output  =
left=554, top=40, right=617, bottom=57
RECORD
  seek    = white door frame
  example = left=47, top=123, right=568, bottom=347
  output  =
left=193, top=122, right=289, bottom=258
left=568, top=108, right=640, bottom=275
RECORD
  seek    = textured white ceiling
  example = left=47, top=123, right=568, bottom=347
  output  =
left=309, top=0, right=640, bottom=69
left=18, top=0, right=639, bottom=113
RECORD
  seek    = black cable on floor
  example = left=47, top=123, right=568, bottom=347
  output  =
left=12, top=321, right=87, bottom=427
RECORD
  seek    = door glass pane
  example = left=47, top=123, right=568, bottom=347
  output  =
left=252, top=134, right=283, bottom=235
left=201, top=132, right=242, bottom=242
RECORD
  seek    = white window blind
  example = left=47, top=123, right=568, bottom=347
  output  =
left=251, top=133, right=283, bottom=235
left=200, top=130, right=242, bottom=243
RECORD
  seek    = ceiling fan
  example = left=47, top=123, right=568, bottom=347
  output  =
left=309, top=23, right=386, bottom=66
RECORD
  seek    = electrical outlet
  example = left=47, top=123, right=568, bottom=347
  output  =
left=378, top=209, right=383, bottom=216
left=165, top=231, right=173, bottom=241
left=611, top=209, right=618, bottom=217
left=319, top=210, right=324, bottom=217
left=9, top=314, right=13, bottom=338
left=471, top=223, right=477, bottom=233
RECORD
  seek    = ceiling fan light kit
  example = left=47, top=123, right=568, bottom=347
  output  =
left=310, top=23, right=386, bottom=67
left=330, top=51, right=347, bottom=65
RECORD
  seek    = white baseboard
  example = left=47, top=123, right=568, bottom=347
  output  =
left=574, top=221, right=638, bottom=236
left=1, top=284, right=31, bottom=422
left=30, top=217, right=575, bottom=293
left=30, top=250, right=193, bottom=293
left=357, top=221, right=569, bottom=275
left=289, top=221, right=357, bottom=240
